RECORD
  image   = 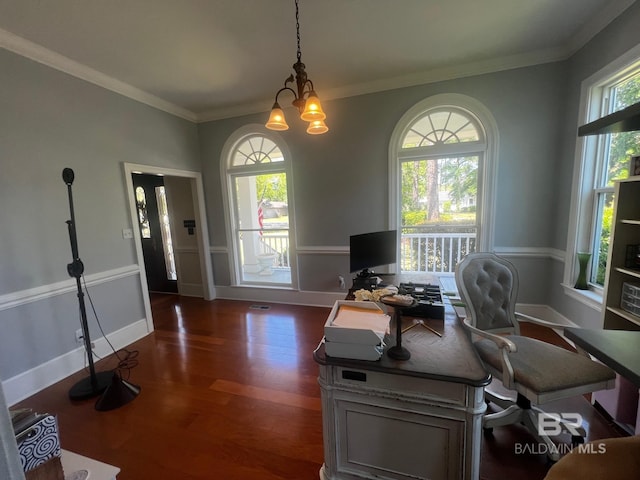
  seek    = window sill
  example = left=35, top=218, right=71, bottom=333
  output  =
left=561, top=283, right=603, bottom=312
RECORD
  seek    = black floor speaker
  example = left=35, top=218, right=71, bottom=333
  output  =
left=94, top=372, right=141, bottom=411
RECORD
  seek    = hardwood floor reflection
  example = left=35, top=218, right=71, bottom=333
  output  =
left=14, top=295, right=622, bottom=479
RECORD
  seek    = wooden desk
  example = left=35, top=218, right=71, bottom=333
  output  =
left=314, top=302, right=490, bottom=480
left=564, top=328, right=640, bottom=386
left=565, top=328, right=640, bottom=433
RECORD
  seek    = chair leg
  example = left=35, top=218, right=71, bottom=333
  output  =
left=523, top=408, right=587, bottom=461
left=483, top=404, right=524, bottom=429
left=523, top=409, right=562, bottom=462
left=482, top=391, right=588, bottom=461
left=485, top=389, right=515, bottom=410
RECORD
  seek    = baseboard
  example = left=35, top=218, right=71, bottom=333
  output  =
left=2, top=318, right=149, bottom=406
left=516, top=303, right=578, bottom=327
left=178, top=282, right=204, bottom=297
left=214, top=285, right=345, bottom=307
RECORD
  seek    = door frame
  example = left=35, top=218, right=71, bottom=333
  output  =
left=123, top=163, right=216, bottom=333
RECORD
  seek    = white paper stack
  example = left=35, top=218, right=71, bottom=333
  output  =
left=323, top=301, right=390, bottom=361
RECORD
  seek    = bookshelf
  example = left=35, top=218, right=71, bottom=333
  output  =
left=602, top=177, right=640, bottom=330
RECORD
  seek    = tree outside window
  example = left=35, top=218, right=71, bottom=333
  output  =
left=398, top=108, right=484, bottom=274
left=591, top=73, right=640, bottom=286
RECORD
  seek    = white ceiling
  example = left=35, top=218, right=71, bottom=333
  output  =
left=0, top=0, right=635, bottom=122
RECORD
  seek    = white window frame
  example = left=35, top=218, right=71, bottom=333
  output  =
left=565, top=44, right=640, bottom=307
left=220, top=125, right=298, bottom=289
left=389, top=94, right=499, bottom=263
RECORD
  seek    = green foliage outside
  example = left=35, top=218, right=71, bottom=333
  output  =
left=256, top=173, right=287, bottom=203
left=401, top=156, right=478, bottom=228
left=594, top=74, right=640, bottom=285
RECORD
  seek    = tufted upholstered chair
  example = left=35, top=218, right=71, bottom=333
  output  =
left=455, top=252, right=616, bottom=460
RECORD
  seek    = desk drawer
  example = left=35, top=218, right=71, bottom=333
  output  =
left=334, top=366, right=468, bottom=406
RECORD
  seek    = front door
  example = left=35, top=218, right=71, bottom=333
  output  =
left=132, top=173, right=178, bottom=293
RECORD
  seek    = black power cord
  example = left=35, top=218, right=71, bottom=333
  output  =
left=79, top=275, right=139, bottom=381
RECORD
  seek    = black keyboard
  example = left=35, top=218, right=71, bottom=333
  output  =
left=398, top=283, right=445, bottom=320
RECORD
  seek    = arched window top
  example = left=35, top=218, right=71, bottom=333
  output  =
left=231, top=135, right=284, bottom=166
left=401, top=108, right=483, bottom=149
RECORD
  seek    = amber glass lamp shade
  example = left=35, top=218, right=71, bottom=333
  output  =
left=300, top=92, right=326, bottom=122
left=266, top=103, right=289, bottom=131
left=306, top=119, right=329, bottom=135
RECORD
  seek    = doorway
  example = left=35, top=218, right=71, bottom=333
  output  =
left=131, top=173, right=178, bottom=294
left=123, top=163, right=216, bottom=334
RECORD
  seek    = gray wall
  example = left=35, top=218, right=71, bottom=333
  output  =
left=199, top=3, right=640, bottom=310
left=0, top=48, right=200, bottom=387
left=548, top=0, right=640, bottom=326
left=199, top=61, right=567, bottom=297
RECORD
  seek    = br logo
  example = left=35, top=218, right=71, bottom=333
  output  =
left=537, top=413, right=583, bottom=436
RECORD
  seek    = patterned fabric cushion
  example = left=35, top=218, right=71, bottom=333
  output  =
left=475, top=335, right=615, bottom=393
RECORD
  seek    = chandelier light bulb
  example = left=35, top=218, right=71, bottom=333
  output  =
left=300, top=92, right=326, bottom=122
left=265, top=104, right=289, bottom=131
left=306, top=119, right=329, bottom=135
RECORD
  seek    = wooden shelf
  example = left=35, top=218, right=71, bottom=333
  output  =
left=603, top=179, right=640, bottom=330
left=614, top=267, right=640, bottom=279
left=605, top=306, right=640, bottom=328
left=578, top=101, right=640, bottom=136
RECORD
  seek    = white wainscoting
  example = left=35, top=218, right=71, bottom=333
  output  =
left=3, top=318, right=149, bottom=406
left=0, top=264, right=148, bottom=406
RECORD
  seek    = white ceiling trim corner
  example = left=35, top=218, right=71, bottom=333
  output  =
left=0, top=27, right=197, bottom=122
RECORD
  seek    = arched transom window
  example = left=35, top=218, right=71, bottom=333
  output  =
left=402, top=109, right=481, bottom=148
left=231, top=136, right=284, bottom=166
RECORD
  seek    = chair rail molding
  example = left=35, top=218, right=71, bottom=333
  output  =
left=0, top=264, right=140, bottom=312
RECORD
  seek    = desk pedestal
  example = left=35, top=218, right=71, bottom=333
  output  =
left=317, top=364, right=485, bottom=480
left=314, top=305, right=489, bottom=480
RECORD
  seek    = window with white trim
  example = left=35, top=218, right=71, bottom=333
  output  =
left=389, top=94, right=497, bottom=281
left=221, top=128, right=297, bottom=288
left=574, top=64, right=640, bottom=290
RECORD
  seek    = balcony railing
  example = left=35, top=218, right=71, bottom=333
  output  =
left=259, top=233, right=290, bottom=268
left=255, top=230, right=475, bottom=274
left=401, top=230, right=476, bottom=274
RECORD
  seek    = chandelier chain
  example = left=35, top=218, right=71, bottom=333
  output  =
left=295, top=0, right=301, bottom=62
left=265, top=0, right=327, bottom=134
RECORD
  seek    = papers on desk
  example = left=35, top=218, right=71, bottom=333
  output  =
left=324, top=341, right=384, bottom=361
left=324, top=301, right=390, bottom=361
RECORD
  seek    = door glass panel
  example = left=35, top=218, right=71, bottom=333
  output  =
left=155, top=186, right=177, bottom=281
left=135, top=186, right=151, bottom=238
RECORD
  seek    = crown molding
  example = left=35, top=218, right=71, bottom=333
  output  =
left=0, top=27, right=198, bottom=122
left=3, top=0, right=634, bottom=126
left=196, top=46, right=570, bottom=123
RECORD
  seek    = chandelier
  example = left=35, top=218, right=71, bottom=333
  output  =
left=265, top=0, right=328, bottom=135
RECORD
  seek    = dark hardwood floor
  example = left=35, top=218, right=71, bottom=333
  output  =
left=14, top=294, right=623, bottom=479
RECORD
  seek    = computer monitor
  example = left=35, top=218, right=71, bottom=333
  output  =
left=349, top=230, right=397, bottom=277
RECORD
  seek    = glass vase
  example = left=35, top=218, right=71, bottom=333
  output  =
left=574, top=252, right=591, bottom=290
